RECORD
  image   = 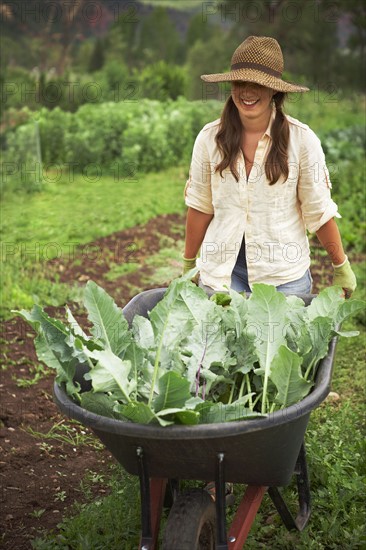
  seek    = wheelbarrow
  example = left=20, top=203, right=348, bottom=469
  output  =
left=54, top=288, right=338, bottom=549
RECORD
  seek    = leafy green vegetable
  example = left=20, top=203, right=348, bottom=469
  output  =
left=84, top=280, right=131, bottom=356
left=270, top=346, right=312, bottom=408
left=246, top=284, right=288, bottom=414
left=15, top=279, right=364, bottom=426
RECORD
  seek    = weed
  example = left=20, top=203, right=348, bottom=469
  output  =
left=38, top=442, right=54, bottom=455
left=105, top=262, right=140, bottom=281
left=27, top=419, right=103, bottom=450
left=30, top=509, right=46, bottom=519
left=54, top=490, right=67, bottom=503
left=144, top=239, right=185, bottom=284
left=13, top=363, right=50, bottom=388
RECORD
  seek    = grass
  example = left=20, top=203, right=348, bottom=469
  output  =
left=1, top=165, right=187, bottom=318
left=139, top=0, right=203, bottom=10
left=27, top=419, right=104, bottom=450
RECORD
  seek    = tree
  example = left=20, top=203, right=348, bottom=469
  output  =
left=185, top=33, right=235, bottom=100
left=88, top=38, right=105, bottom=73
left=185, top=12, right=219, bottom=51
left=139, top=7, right=182, bottom=66
left=137, top=60, right=187, bottom=101
left=220, top=0, right=364, bottom=91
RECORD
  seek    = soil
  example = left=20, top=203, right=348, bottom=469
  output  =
left=0, top=212, right=337, bottom=549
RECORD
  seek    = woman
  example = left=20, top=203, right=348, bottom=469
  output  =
left=183, top=36, right=356, bottom=297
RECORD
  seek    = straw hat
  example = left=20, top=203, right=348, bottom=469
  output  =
left=201, top=36, right=309, bottom=93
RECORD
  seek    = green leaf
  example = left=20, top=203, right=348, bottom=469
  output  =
left=284, top=295, right=307, bottom=353
left=270, top=346, right=312, bottom=408
left=115, top=401, right=172, bottom=426
left=306, top=286, right=344, bottom=322
left=183, top=320, right=230, bottom=390
left=80, top=391, right=118, bottom=418
left=149, top=279, right=195, bottom=347
left=83, top=348, right=134, bottom=402
left=246, top=284, right=288, bottom=414
left=196, top=398, right=264, bottom=424
left=153, top=371, right=191, bottom=413
left=132, top=315, right=155, bottom=349
left=65, top=306, right=89, bottom=340
left=156, top=408, right=200, bottom=425
left=16, top=305, right=73, bottom=362
left=228, top=331, right=257, bottom=375
left=210, top=292, right=231, bottom=307
left=302, top=317, right=333, bottom=379
left=147, top=279, right=197, bottom=404
left=335, top=299, right=365, bottom=326
left=335, top=330, right=359, bottom=338
left=115, top=401, right=157, bottom=424
left=228, top=288, right=248, bottom=336
left=184, top=396, right=204, bottom=409
left=15, top=306, right=80, bottom=397
left=173, top=410, right=200, bottom=425
left=83, top=280, right=131, bottom=356
left=35, top=332, right=80, bottom=397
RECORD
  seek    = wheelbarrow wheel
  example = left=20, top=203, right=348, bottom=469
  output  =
left=162, top=489, right=216, bottom=550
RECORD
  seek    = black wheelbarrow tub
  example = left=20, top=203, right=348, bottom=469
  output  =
left=54, top=288, right=337, bottom=487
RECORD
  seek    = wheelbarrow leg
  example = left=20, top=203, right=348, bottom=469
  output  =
left=227, top=485, right=267, bottom=549
left=136, top=446, right=167, bottom=550
left=268, top=442, right=311, bottom=531
left=215, top=453, right=267, bottom=549
left=215, top=452, right=228, bottom=550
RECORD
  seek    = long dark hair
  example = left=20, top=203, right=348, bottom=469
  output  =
left=214, top=92, right=289, bottom=185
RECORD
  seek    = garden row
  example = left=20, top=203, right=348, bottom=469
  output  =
left=1, top=98, right=221, bottom=184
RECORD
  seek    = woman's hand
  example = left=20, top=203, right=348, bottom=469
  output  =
left=182, top=256, right=196, bottom=274
left=332, top=256, right=357, bottom=298
left=182, top=256, right=200, bottom=285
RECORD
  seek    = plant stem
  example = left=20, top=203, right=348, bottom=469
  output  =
left=195, top=337, right=208, bottom=397
left=74, top=392, right=81, bottom=403
left=245, top=374, right=253, bottom=410
left=149, top=337, right=163, bottom=406
left=86, top=356, right=94, bottom=371
left=304, top=358, right=316, bottom=381
left=228, top=375, right=237, bottom=405
left=238, top=374, right=245, bottom=400
left=261, top=357, right=270, bottom=415
left=253, top=392, right=262, bottom=410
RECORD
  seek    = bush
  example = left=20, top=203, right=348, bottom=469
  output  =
left=2, top=98, right=222, bottom=178
left=137, top=61, right=188, bottom=101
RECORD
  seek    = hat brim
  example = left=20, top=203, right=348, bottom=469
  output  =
left=200, top=68, right=309, bottom=93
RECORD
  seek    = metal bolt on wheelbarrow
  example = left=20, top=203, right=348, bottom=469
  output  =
left=54, top=288, right=338, bottom=549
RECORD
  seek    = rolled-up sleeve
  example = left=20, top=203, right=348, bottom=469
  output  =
left=297, top=128, right=341, bottom=233
left=184, top=130, right=214, bottom=215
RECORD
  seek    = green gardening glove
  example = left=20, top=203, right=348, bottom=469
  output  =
left=332, top=256, right=357, bottom=299
left=182, top=256, right=199, bottom=285
left=182, top=256, right=196, bottom=274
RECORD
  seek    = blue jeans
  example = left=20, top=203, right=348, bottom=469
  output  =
left=201, top=236, right=313, bottom=295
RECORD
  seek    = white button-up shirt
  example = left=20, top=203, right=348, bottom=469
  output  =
left=184, top=110, right=341, bottom=291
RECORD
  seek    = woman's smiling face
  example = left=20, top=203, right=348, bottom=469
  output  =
left=231, top=81, right=274, bottom=123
